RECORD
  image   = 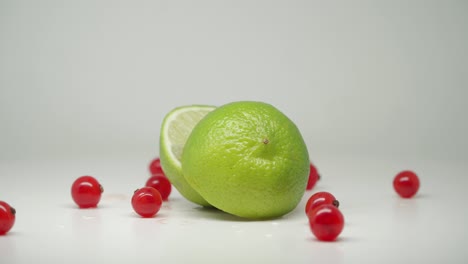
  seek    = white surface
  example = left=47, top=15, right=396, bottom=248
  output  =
left=1, top=155, right=467, bottom=263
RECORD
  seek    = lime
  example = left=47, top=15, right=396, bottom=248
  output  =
left=159, top=105, right=215, bottom=206
left=182, top=101, right=310, bottom=219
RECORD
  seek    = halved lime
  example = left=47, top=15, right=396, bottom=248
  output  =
left=159, top=105, right=215, bottom=206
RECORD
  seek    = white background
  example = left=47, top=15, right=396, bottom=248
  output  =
left=1, top=1, right=467, bottom=263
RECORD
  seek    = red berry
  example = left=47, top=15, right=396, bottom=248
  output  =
left=71, top=176, right=103, bottom=208
left=145, top=175, right=172, bottom=201
left=0, top=201, right=15, bottom=235
left=308, top=204, right=344, bottom=241
left=132, top=187, right=162, bottom=218
left=393, top=170, right=420, bottom=198
left=305, top=191, right=339, bottom=215
left=306, top=163, right=320, bottom=190
left=149, top=158, right=165, bottom=175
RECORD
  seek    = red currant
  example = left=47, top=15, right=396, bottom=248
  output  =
left=149, top=157, right=165, bottom=175
left=71, top=176, right=103, bottom=208
left=0, top=201, right=16, bottom=235
left=305, top=191, right=339, bottom=215
left=145, top=174, right=172, bottom=201
left=393, top=170, right=420, bottom=198
left=308, top=204, right=344, bottom=241
left=306, top=163, right=320, bottom=190
left=132, top=187, right=162, bottom=218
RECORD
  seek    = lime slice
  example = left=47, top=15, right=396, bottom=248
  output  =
left=159, top=105, right=215, bottom=206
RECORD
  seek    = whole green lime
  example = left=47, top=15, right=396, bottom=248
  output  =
left=182, top=101, right=310, bottom=219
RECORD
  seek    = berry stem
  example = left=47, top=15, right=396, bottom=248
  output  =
left=332, top=200, right=340, bottom=208
left=10, top=207, right=16, bottom=215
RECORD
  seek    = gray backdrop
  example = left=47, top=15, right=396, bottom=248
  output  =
left=1, top=0, right=467, bottom=161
